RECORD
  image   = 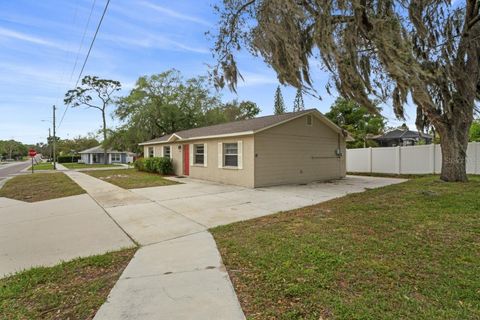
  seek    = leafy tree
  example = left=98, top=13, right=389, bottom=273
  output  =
left=110, top=70, right=262, bottom=153
left=273, top=85, right=286, bottom=115
left=64, top=76, right=121, bottom=164
left=112, top=70, right=222, bottom=152
left=326, top=98, right=385, bottom=148
left=222, top=100, right=260, bottom=122
left=56, top=134, right=99, bottom=155
left=470, top=120, right=480, bottom=142
left=0, top=140, right=28, bottom=160
left=212, top=1, right=480, bottom=182
left=292, top=87, right=305, bottom=112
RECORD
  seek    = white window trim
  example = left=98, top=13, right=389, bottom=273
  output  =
left=111, top=153, right=121, bottom=162
left=148, top=146, right=155, bottom=158
left=192, top=143, right=207, bottom=167
left=163, top=145, right=171, bottom=158
left=219, top=141, right=243, bottom=170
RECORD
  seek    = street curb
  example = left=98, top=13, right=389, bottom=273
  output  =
left=0, top=176, right=12, bottom=190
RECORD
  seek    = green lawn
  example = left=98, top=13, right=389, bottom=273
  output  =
left=0, top=172, right=85, bottom=202
left=212, top=176, right=480, bottom=319
left=85, top=168, right=178, bottom=189
left=29, top=162, right=54, bottom=170
left=62, top=163, right=122, bottom=169
left=0, top=248, right=136, bottom=320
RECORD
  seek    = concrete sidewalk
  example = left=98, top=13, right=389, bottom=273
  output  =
left=0, top=194, right=133, bottom=278
left=63, top=170, right=206, bottom=244
left=94, top=232, right=245, bottom=320
left=63, top=170, right=244, bottom=320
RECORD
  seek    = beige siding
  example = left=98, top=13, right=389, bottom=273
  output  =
left=142, top=136, right=255, bottom=188
left=254, top=114, right=346, bottom=187
left=187, top=136, right=254, bottom=188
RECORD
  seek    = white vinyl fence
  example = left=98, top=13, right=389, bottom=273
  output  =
left=347, top=142, right=480, bottom=175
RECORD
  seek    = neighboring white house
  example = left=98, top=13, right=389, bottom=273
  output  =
left=79, top=146, right=135, bottom=164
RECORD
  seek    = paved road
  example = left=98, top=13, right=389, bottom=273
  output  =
left=0, top=160, right=31, bottom=182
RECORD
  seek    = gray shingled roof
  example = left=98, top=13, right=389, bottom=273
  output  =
left=374, top=129, right=432, bottom=141
left=140, top=109, right=320, bottom=145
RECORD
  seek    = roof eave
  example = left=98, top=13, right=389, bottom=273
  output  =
left=139, top=131, right=254, bottom=145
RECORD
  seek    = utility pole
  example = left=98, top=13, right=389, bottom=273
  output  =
left=48, top=128, right=52, bottom=161
left=52, top=105, right=57, bottom=170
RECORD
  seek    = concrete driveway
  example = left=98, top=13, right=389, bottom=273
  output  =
left=130, top=175, right=405, bottom=231
left=0, top=194, right=134, bottom=278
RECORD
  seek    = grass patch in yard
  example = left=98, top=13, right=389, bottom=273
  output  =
left=29, top=162, right=54, bottom=170
left=0, top=172, right=85, bottom=202
left=0, top=248, right=136, bottom=320
left=211, top=176, right=480, bottom=320
left=85, top=168, right=177, bottom=189
left=62, top=163, right=122, bottom=169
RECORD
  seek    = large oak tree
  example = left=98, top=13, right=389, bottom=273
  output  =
left=212, top=0, right=480, bottom=181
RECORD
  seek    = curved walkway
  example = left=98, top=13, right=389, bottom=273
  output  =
left=63, top=170, right=245, bottom=320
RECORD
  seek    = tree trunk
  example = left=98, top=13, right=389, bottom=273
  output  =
left=102, top=110, right=108, bottom=165
left=438, top=123, right=470, bottom=182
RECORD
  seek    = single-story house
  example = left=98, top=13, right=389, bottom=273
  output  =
left=79, top=146, right=135, bottom=164
left=139, top=109, right=352, bottom=188
left=372, top=129, right=433, bottom=147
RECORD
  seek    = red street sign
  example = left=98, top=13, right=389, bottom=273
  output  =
left=28, top=149, right=37, bottom=157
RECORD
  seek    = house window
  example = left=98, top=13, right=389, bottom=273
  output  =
left=306, top=115, right=312, bottom=126
left=163, top=146, right=171, bottom=159
left=148, top=147, right=154, bottom=158
left=111, top=153, right=121, bottom=162
left=194, top=144, right=204, bottom=165
left=223, top=143, right=238, bottom=167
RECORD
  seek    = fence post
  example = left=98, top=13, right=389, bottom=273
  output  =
left=476, top=142, right=479, bottom=175
left=396, top=146, right=401, bottom=174
left=431, top=143, right=435, bottom=174
left=368, top=147, right=373, bottom=173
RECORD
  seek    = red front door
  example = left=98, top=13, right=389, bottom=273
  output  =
left=183, top=144, right=189, bottom=176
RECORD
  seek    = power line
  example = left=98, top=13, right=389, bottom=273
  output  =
left=58, top=0, right=111, bottom=130
left=69, top=0, right=98, bottom=81
left=75, top=0, right=111, bottom=87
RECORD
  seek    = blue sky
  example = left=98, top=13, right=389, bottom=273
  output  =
left=0, top=0, right=415, bottom=144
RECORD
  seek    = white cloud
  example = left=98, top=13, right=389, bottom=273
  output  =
left=237, top=71, right=279, bottom=87
left=140, top=1, right=212, bottom=26
left=0, top=26, right=72, bottom=52
left=100, top=28, right=209, bottom=54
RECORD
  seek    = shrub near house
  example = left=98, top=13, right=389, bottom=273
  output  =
left=134, top=157, right=173, bottom=175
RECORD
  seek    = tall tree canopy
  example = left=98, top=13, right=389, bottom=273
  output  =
left=326, top=98, right=386, bottom=148
left=274, top=85, right=286, bottom=114
left=110, top=70, right=261, bottom=153
left=64, top=76, right=121, bottom=164
left=293, top=87, right=305, bottom=112
left=212, top=0, right=480, bottom=182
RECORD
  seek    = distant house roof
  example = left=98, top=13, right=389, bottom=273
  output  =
left=79, top=146, right=135, bottom=155
left=140, top=109, right=352, bottom=145
left=373, top=129, right=432, bottom=141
